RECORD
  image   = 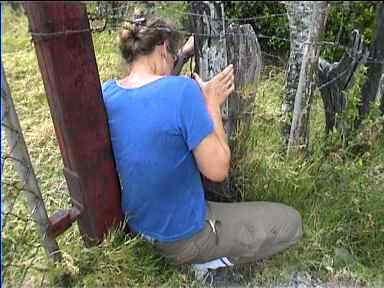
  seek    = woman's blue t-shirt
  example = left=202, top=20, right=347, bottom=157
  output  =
left=102, top=76, right=214, bottom=242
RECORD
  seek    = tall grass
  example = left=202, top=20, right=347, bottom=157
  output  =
left=2, top=3, right=384, bottom=287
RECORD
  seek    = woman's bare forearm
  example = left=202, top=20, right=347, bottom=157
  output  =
left=206, top=104, right=231, bottom=163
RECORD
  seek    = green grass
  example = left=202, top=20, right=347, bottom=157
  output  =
left=2, top=3, right=384, bottom=287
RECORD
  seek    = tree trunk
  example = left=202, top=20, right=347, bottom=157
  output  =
left=282, top=1, right=314, bottom=150
left=357, top=2, right=384, bottom=126
left=287, top=2, right=329, bottom=155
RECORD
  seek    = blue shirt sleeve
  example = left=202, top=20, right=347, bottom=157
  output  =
left=179, top=78, right=214, bottom=151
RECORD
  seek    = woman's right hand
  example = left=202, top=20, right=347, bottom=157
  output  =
left=193, top=64, right=235, bottom=107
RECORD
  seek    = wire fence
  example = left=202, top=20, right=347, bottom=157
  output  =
left=1, top=60, right=63, bottom=287
left=1, top=1, right=383, bottom=287
left=87, top=4, right=384, bottom=67
left=86, top=1, right=383, bottom=123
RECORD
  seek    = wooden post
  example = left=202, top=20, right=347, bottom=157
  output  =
left=226, top=22, right=261, bottom=134
left=226, top=24, right=262, bottom=89
left=23, top=2, right=123, bottom=246
left=190, top=2, right=262, bottom=201
left=226, top=23, right=262, bottom=194
left=287, top=2, right=329, bottom=155
left=190, top=1, right=228, bottom=81
left=318, top=30, right=367, bottom=140
left=190, top=1, right=233, bottom=202
left=1, top=63, right=61, bottom=260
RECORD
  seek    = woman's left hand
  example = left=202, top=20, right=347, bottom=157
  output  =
left=193, top=64, right=234, bottom=108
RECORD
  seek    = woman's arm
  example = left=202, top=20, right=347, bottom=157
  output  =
left=192, top=65, right=235, bottom=182
left=172, top=36, right=194, bottom=75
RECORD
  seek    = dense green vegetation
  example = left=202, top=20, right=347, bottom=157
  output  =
left=2, top=2, right=383, bottom=287
left=224, top=1, right=376, bottom=61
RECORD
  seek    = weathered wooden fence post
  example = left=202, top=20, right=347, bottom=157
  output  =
left=226, top=23, right=262, bottom=192
left=287, top=1, right=329, bottom=155
left=226, top=24, right=262, bottom=88
left=190, top=1, right=228, bottom=81
left=318, top=30, right=367, bottom=141
left=190, top=1, right=232, bottom=202
left=226, top=22, right=262, bottom=134
left=190, top=2, right=262, bottom=201
left=1, top=63, right=61, bottom=260
left=23, top=2, right=123, bottom=246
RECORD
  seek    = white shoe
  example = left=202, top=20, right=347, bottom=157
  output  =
left=192, top=257, right=234, bottom=281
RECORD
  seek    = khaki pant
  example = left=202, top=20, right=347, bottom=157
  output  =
left=155, top=201, right=303, bottom=265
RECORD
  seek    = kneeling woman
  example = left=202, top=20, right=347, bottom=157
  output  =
left=102, top=15, right=302, bottom=273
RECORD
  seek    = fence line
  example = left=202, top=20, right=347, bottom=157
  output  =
left=23, top=24, right=380, bottom=97
left=3, top=49, right=375, bottom=117
left=95, top=1, right=356, bottom=23
left=6, top=30, right=380, bottom=117
left=24, top=23, right=373, bottom=59
left=85, top=12, right=376, bottom=59
left=21, top=35, right=377, bottom=117
left=1, top=63, right=61, bottom=287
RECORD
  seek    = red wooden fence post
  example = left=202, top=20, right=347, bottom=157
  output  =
left=23, top=2, right=124, bottom=246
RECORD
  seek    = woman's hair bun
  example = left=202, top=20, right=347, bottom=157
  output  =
left=118, top=13, right=182, bottom=64
left=120, top=19, right=141, bottom=42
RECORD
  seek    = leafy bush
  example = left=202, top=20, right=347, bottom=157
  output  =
left=224, top=1, right=289, bottom=56
left=321, top=1, right=376, bottom=62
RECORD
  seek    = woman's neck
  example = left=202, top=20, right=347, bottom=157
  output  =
left=120, top=56, right=163, bottom=88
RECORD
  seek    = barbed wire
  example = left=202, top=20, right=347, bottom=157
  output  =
left=22, top=23, right=383, bottom=68
left=35, top=15, right=380, bottom=99
left=4, top=4, right=381, bottom=66
left=113, top=8, right=289, bottom=23
left=95, top=1, right=364, bottom=23
left=85, top=10, right=379, bottom=62
left=4, top=33, right=380, bottom=116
